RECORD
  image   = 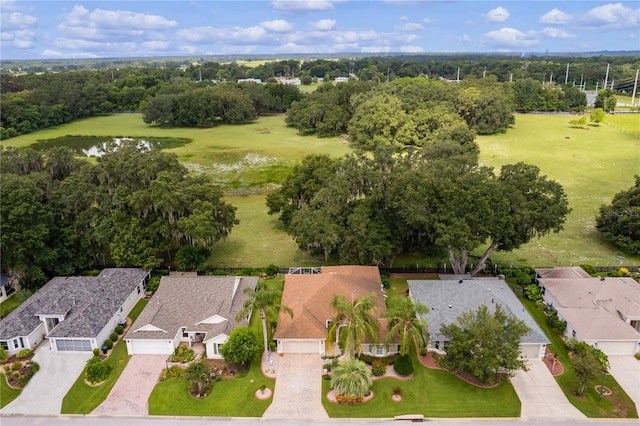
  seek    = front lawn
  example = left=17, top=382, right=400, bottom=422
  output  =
left=322, top=353, right=520, bottom=418
left=61, top=298, right=148, bottom=414
left=0, top=373, right=21, bottom=408
left=520, top=297, right=637, bottom=418
left=0, top=296, right=22, bottom=318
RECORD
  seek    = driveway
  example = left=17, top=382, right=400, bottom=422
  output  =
left=91, top=355, right=166, bottom=416
left=608, top=356, right=640, bottom=414
left=262, top=353, right=329, bottom=420
left=1, top=341, right=91, bottom=414
left=510, top=359, right=585, bottom=419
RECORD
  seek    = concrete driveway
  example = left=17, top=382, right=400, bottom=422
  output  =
left=262, top=353, right=329, bottom=420
left=1, top=341, right=91, bottom=414
left=608, top=356, right=640, bottom=414
left=91, top=355, right=166, bottom=416
left=510, top=359, right=585, bottom=420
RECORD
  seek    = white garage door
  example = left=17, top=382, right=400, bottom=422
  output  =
left=596, top=341, right=637, bottom=356
left=129, top=339, right=173, bottom=355
left=520, top=344, right=544, bottom=359
left=281, top=340, right=321, bottom=354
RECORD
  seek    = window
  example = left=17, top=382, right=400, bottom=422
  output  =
left=137, top=286, right=141, bottom=294
left=13, top=339, right=19, bottom=348
left=182, top=327, right=188, bottom=338
left=376, top=344, right=383, bottom=355
left=213, top=343, right=222, bottom=355
left=435, top=341, right=440, bottom=349
left=572, top=330, right=576, bottom=338
left=0, top=341, right=8, bottom=350
left=19, top=337, right=24, bottom=348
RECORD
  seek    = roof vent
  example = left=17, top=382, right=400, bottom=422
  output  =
left=600, top=277, right=605, bottom=281
left=458, top=280, right=463, bottom=284
left=449, top=305, right=452, bottom=309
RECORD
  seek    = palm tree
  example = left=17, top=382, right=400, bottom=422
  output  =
left=383, top=296, right=428, bottom=356
left=330, top=357, right=372, bottom=398
left=235, top=282, right=293, bottom=357
left=185, top=360, right=211, bottom=396
left=327, top=293, right=379, bottom=358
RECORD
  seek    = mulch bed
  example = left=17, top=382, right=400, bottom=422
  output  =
left=418, top=352, right=498, bottom=388
left=542, top=347, right=564, bottom=376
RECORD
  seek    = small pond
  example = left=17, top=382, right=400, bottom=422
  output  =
left=30, top=135, right=191, bottom=157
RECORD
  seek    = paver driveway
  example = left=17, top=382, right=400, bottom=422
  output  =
left=262, top=353, right=329, bottom=420
left=91, top=355, right=166, bottom=416
left=1, top=342, right=90, bottom=414
left=510, top=359, right=585, bottom=419
left=608, top=356, right=640, bottom=414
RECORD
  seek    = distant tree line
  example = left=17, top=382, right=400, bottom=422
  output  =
left=0, top=143, right=237, bottom=289
left=2, top=54, right=635, bottom=138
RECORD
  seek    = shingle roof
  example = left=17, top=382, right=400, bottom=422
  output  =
left=535, top=267, right=591, bottom=279
left=408, top=277, right=548, bottom=345
left=540, top=276, right=640, bottom=342
left=125, top=276, right=258, bottom=343
left=274, top=266, right=387, bottom=341
left=0, top=268, right=148, bottom=340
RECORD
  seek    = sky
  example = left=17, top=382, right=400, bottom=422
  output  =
left=1, top=0, right=639, bottom=60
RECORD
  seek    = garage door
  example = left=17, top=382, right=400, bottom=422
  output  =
left=281, top=340, right=321, bottom=354
left=128, top=339, right=173, bottom=355
left=596, top=341, right=637, bottom=356
left=55, top=339, right=92, bottom=352
left=520, top=344, right=544, bottom=359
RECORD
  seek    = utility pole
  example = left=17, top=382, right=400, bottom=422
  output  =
left=456, top=67, right=460, bottom=82
left=483, top=66, right=486, bottom=78
left=565, top=63, right=570, bottom=85
left=631, top=69, right=639, bottom=107
left=549, top=73, right=553, bottom=84
left=604, top=63, right=610, bottom=90
left=509, top=72, right=513, bottom=82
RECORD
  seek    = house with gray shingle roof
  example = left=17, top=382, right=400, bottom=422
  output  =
left=538, top=274, right=640, bottom=356
left=124, top=275, right=258, bottom=358
left=408, top=276, right=549, bottom=359
left=0, top=268, right=149, bottom=355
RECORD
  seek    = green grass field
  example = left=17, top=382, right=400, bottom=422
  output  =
left=322, top=353, right=520, bottom=418
left=4, top=112, right=639, bottom=268
left=0, top=373, right=22, bottom=408
left=605, top=114, right=640, bottom=138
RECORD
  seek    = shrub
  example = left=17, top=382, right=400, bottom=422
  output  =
left=212, top=269, right=227, bottom=276
left=11, top=362, right=21, bottom=371
left=607, top=269, right=622, bottom=277
left=579, top=264, right=597, bottom=276
left=619, top=267, right=630, bottom=276
left=393, top=386, right=403, bottom=396
left=380, top=275, right=390, bottom=289
left=358, top=353, right=399, bottom=365
left=323, top=374, right=331, bottom=381
left=110, top=332, right=118, bottom=342
left=16, top=361, right=39, bottom=387
left=335, top=394, right=364, bottom=404
left=103, top=339, right=113, bottom=349
left=16, top=348, right=31, bottom=359
left=85, top=357, right=112, bottom=384
left=524, top=284, right=542, bottom=302
left=160, top=365, right=184, bottom=381
left=393, top=355, right=414, bottom=377
left=170, top=345, right=196, bottom=363
left=371, top=359, right=387, bottom=376
left=264, top=264, right=279, bottom=277
left=0, top=346, right=7, bottom=363
left=146, top=275, right=161, bottom=292
left=93, top=348, right=100, bottom=357
left=115, top=325, right=124, bottom=335
left=634, top=352, right=640, bottom=360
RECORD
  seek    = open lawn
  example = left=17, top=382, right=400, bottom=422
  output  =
left=60, top=298, right=148, bottom=414
left=0, top=373, right=21, bottom=408
left=322, top=353, right=520, bottom=418
left=4, top=112, right=639, bottom=268
left=476, top=113, right=640, bottom=268
left=0, top=297, right=22, bottom=318
left=605, top=114, right=640, bottom=138
left=520, top=296, right=637, bottom=418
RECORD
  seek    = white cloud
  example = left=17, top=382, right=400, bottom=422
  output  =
left=485, top=6, right=509, bottom=23
left=541, top=27, right=576, bottom=39
left=580, top=2, right=639, bottom=30
left=140, top=41, right=171, bottom=51
left=482, top=27, right=539, bottom=48
left=361, top=45, right=392, bottom=53
left=1, top=12, right=36, bottom=30
left=1, top=29, right=35, bottom=48
left=458, top=34, right=471, bottom=43
left=539, top=8, right=572, bottom=25
left=422, top=17, right=432, bottom=24
left=310, top=19, right=336, bottom=31
left=399, top=45, right=424, bottom=53
left=176, top=26, right=269, bottom=45
left=42, top=49, right=62, bottom=57
left=399, top=15, right=409, bottom=21
left=0, top=0, right=19, bottom=11
left=60, top=5, right=177, bottom=31
left=261, top=19, right=293, bottom=32
left=275, top=42, right=319, bottom=53
left=271, top=0, right=344, bottom=13
left=396, top=22, right=424, bottom=31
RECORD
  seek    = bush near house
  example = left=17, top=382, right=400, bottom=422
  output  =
left=15, top=349, right=31, bottom=359
left=170, top=345, right=195, bottom=363
left=393, top=355, right=414, bottom=377
left=371, top=359, right=387, bottom=376
left=115, top=325, right=124, bottom=335
left=85, top=357, right=112, bottom=384
left=110, top=332, right=118, bottom=342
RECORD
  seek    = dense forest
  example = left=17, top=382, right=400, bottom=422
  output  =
left=2, top=54, right=637, bottom=139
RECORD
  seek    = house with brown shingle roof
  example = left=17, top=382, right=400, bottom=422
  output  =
left=274, top=265, right=397, bottom=356
left=539, top=273, right=640, bottom=356
left=124, top=275, right=257, bottom=359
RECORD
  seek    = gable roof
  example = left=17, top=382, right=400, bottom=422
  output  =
left=408, top=277, right=548, bottom=345
left=540, top=276, right=640, bottom=342
left=535, top=266, right=591, bottom=280
left=274, top=266, right=386, bottom=341
left=0, top=268, right=148, bottom=340
left=125, top=276, right=258, bottom=343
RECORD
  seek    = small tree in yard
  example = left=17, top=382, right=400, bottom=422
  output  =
left=185, top=360, right=211, bottom=397
left=439, top=304, right=530, bottom=384
left=383, top=296, right=428, bottom=356
left=330, top=358, right=372, bottom=403
left=220, top=326, right=261, bottom=366
left=571, top=350, right=602, bottom=396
